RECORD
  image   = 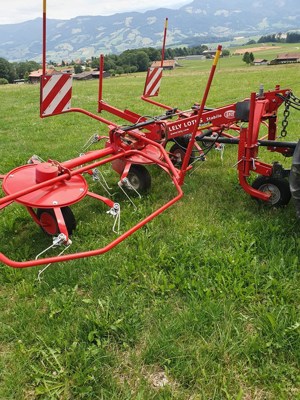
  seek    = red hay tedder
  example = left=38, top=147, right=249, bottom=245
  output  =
left=0, top=5, right=300, bottom=269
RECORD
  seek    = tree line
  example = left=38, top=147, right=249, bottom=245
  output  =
left=0, top=44, right=209, bottom=83
left=250, top=31, right=300, bottom=44
left=87, top=45, right=209, bottom=75
left=0, top=59, right=41, bottom=84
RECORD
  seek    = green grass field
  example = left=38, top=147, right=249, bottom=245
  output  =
left=0, top=48, right=300, bottom=399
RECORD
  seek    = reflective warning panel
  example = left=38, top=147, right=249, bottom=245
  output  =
left=143, top=67, right=163, bottom=97
left=40, top=74, right=72, bottom=117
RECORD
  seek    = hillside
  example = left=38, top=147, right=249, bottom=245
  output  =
left=0, top=0, right=299, bottom=61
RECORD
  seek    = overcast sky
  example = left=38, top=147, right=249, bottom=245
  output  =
left=0, top=0, right=190, bottom=25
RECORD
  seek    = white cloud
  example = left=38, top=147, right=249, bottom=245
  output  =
left=0, top=0, right=189, bottom=25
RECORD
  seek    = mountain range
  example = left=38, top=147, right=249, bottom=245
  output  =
left=0, top=0, right=299, bottom=62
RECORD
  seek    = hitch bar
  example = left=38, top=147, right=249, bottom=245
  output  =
left=197, top=135, right=297, bottom=149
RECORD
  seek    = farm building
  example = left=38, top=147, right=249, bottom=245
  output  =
left=73, top=70, right=110, bottom=81
left=150, top=60, right=177, bottom=70
left=28, top=68, right=61, bottom=84
left=202, top=50, right=219, bottom=58
left=60, top=67, right=74, bottom=74
left=270, top=52, right=300, bottom=64
left=13, top=79, right=25, bottom=84
left=178, top=55, right=206, bottom=61
left=253, top=58, right=268, bottom=65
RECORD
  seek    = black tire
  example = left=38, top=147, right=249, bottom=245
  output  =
left=127, top=164, right=151, bottom=192
left=289, top=140, right=300, bottom=217
left=252, top=176, right=291, bottom=207
left=37, top=206, right=76, bottom=236
left=169, top=143, right=196, bottom=167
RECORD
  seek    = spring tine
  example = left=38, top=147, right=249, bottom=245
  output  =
left=118, top=181, right=138, bottom=210
left=93, top=168, right=113, bottom=190
left=36, top=237, right=72, bottom=282
left=122, top=178, right=142, bottom=199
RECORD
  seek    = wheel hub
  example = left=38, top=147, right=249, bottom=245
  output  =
left=259, top=183, right=281, bottom=205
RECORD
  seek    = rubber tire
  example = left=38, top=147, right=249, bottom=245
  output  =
left=169, top=143, right=196, bottom=166
left=289, top=140, right=300, bottom=217
left=127, top=164, right=151, bottom=192
left=252, top=176, right=291, bottom=207
left=37, top=207, right=76, bottom=236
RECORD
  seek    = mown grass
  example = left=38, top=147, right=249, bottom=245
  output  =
left=0, top=49, right=300, bottom=399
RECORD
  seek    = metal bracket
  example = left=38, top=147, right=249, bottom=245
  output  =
left=107, top=203, right=121, bottom=233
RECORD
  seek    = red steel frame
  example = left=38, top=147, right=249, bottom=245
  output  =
left=0, top=146, right=184, bottom=268
left=0, top=3, right=221, bottom=268
left=0, top=2, right=296, bottom=268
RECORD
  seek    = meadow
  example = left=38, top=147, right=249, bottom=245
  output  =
left=0, top=44, right=300, bottom=399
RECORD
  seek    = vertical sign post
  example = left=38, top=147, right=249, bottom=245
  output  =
left=179, top=45, right=222, bottom=185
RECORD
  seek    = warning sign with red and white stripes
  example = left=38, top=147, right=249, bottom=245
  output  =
left=143, top=67, right=163, bottom=97
left=40, top=74, right=73, bottom=117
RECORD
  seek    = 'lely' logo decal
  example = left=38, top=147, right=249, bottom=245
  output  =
left=224, top=110, right=235, bottom=119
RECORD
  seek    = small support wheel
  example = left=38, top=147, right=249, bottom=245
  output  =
left=252, top=176, right=291, bottom=207
left=127, top=164, right=151, bottom=192
left=37, top=207, right=76, bottom=236
left=169, top=143, right=196, bottom=166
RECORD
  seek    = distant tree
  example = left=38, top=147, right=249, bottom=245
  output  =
left=242, top=52, right=251, bottom=65
left=104, top=56, right=117, bottom=71
left=222, top=49, right=230, bottom=57
left=135, top=51, right=150, bottom=72
left=165, top=48, right=175, bottom=59
left=119, top=50, right=137, bottom=68
left=177, top=48, right=184, bottom=57
left=286, top=32, right=300, bottom=43
left=27, top=60, right=41, bottom=71
left=246, top=39, right=256, bottom=45
left=123, top=65, right=138, bottom=73
left=143, top=47, right=160, bottom=61
left=14, top=61, right=27, bottom=79
left=91, top=54, right=119, bottom=71
left=14, top=60, right=40, bottom=79
left=276, top=32, right=286, bottom=43
left=117, top=49, right=149, bottom=72
left=90, top=57, right=99, bottom=69
left=242, top=52, right=254, bottom=65
left=0, top=78, right=9, bottom=85
left=258, top=34, right=279, bottom=43
left=189, top=45, right=208, bottom=55
left=74, top=64, right=83, bottom=74
left=115, top=66, right=124, bottom=75
left=0, top=58, right=16, bottom=83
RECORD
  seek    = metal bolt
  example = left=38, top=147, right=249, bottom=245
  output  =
left=53, top=201, right=58, bottom=205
